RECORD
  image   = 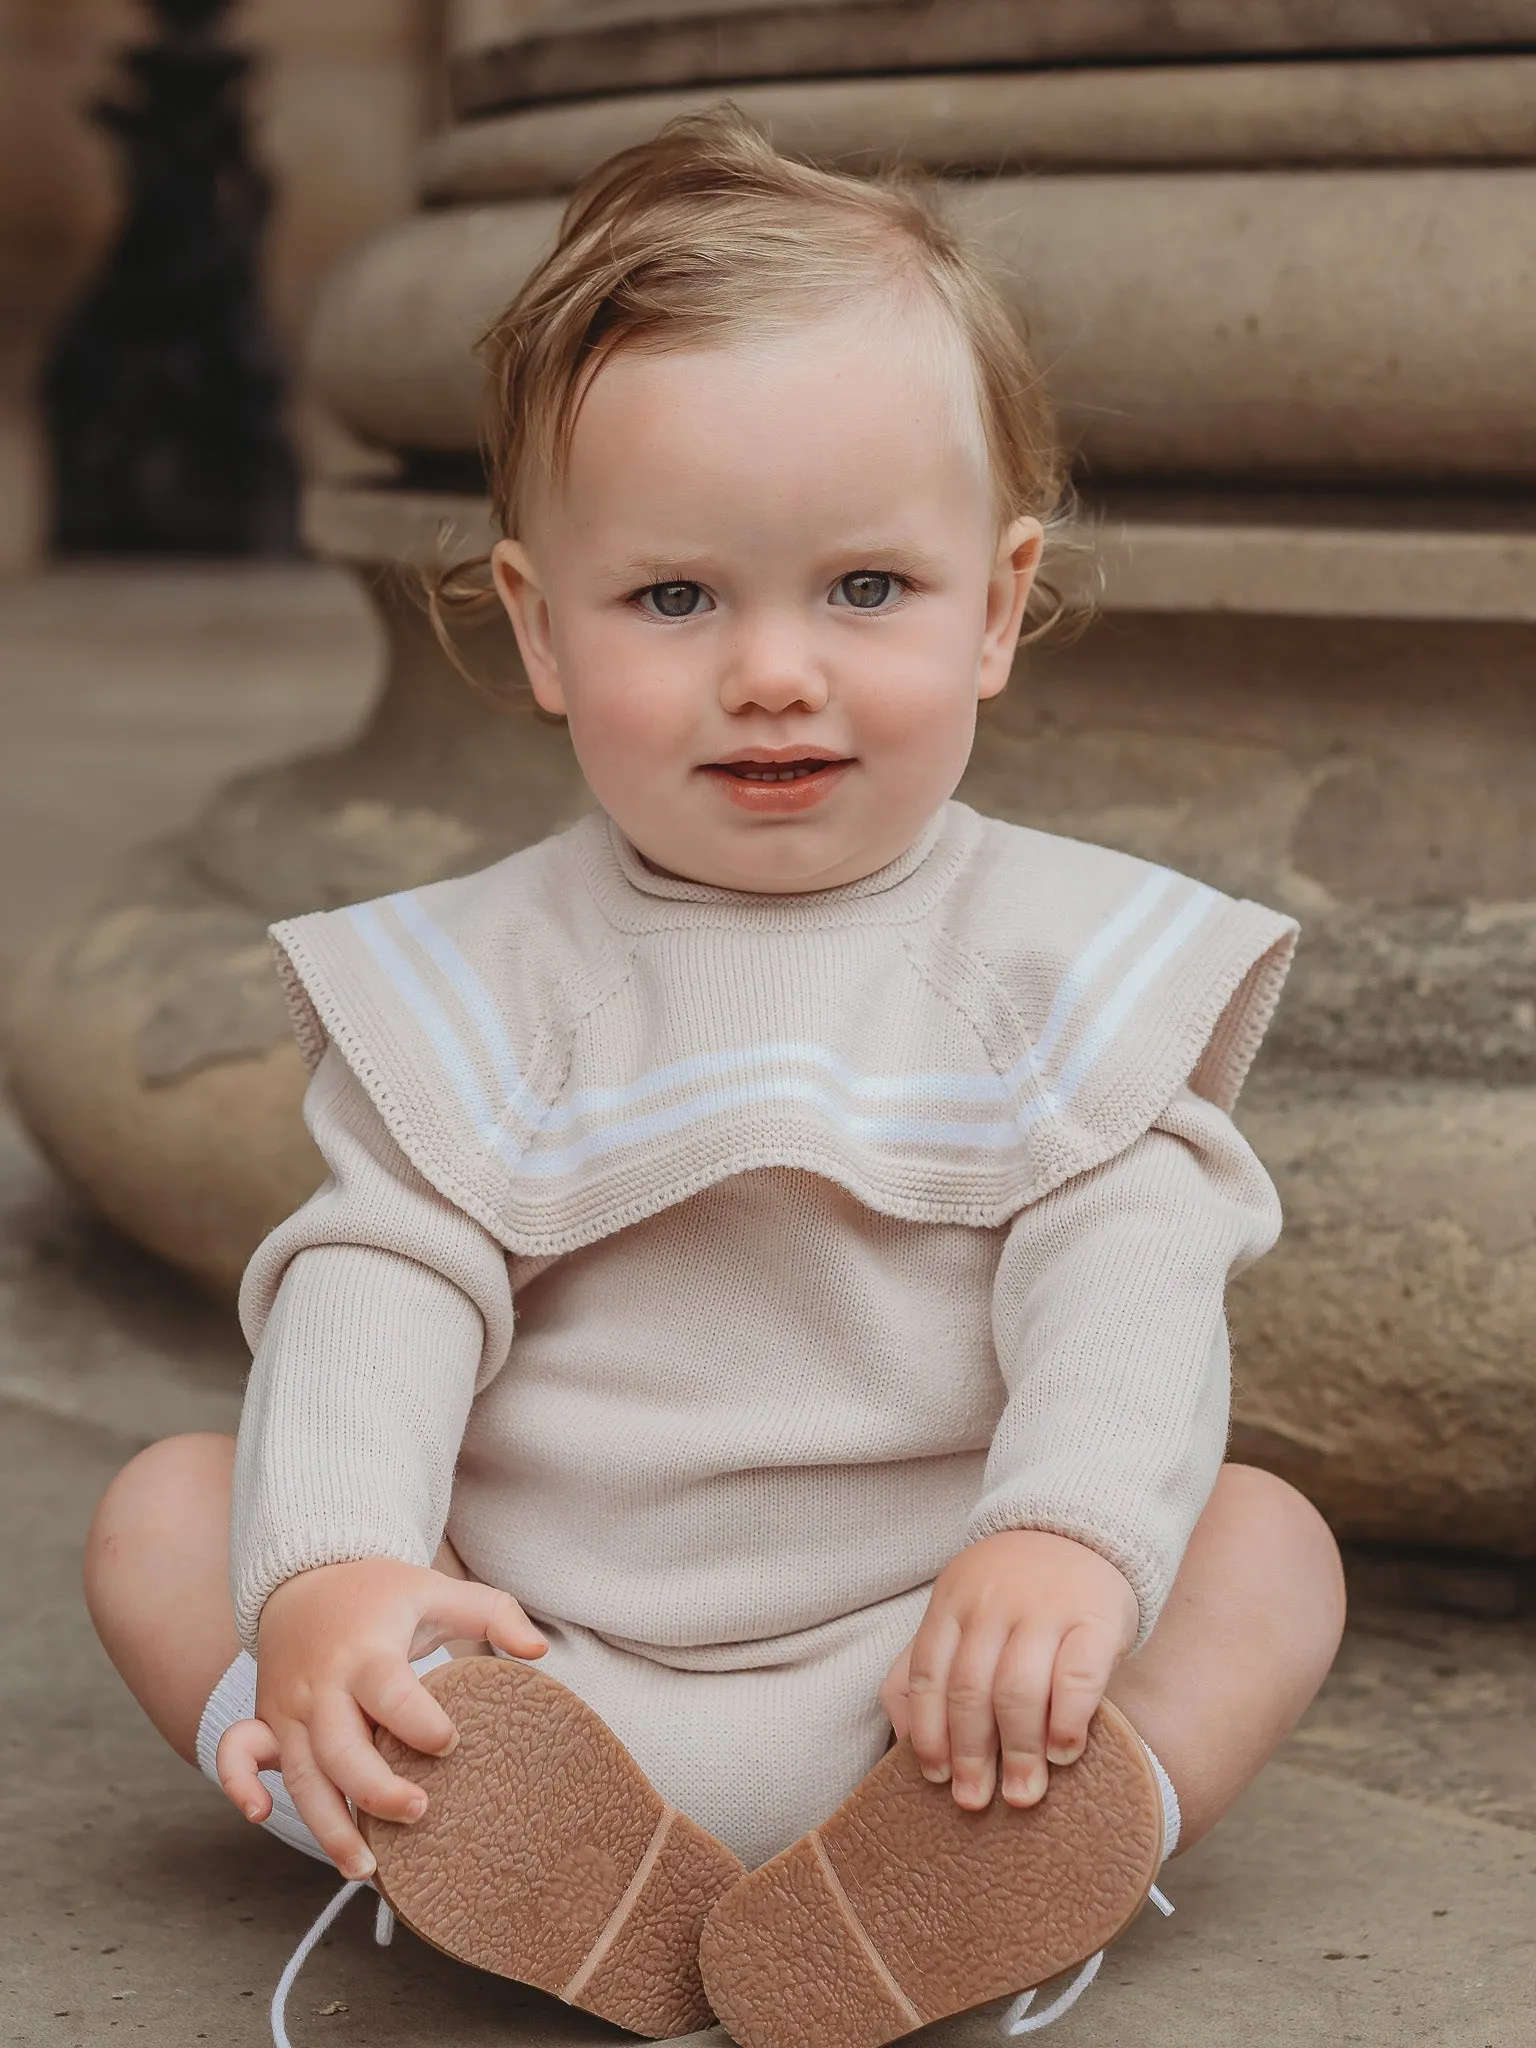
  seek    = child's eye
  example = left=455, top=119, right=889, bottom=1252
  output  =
left=831, top=571, right=903, bottom=611
left=637, top=581, right=712, bottom=619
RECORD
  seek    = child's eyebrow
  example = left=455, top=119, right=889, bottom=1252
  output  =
left=825, top=538, right=943, bottom=563
left=610, top=552, right=716, bottom=581
left=816, top=540, right=950, bottom=581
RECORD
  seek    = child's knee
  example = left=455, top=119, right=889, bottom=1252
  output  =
left=86, top=1433, right=239, bottom=1762
left=1219, top=1463, right=1346, bottom=1642
left=1220, top=1461, right=1337, bottom=1550
left=84, top=1432, right=234, bottom=1613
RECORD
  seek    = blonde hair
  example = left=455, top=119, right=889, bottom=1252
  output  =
left=433, top=107, right=1068, bottom=658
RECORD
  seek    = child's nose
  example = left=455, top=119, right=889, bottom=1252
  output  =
left=717, top=614, right=829, bottom=717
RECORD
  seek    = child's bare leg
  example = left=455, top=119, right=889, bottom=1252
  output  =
left=84, top=1432, right=481, bottom=1769
left=84, top=1432, right=242, bottom=1763
left=1105, top=1462, right=1346, bottom=1853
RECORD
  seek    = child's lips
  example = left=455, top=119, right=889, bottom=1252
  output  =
left=700, top=757, right=854, bottom=813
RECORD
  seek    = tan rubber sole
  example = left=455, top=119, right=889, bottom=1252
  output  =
left=359, top=1657, right=745, bottom=2039
left=698, top=1697, right=1164, bottom=2048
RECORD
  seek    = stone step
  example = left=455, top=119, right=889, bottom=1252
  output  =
left=419, top=56, right=1536, bottom=205
left=448, top=0, right=1536, bottom=116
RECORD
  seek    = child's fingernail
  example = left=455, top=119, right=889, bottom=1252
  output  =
left=243, top=1803, right=263, bottom=1822
left=348, top=1852, right=376, bottom=1880
left=405, top=1795, right=427, bottom=1820
left=921, top=1763, right=951, bottom=1785
left=1046, top=1744, right=1079, bottom=1766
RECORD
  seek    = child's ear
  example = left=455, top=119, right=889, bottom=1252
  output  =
left=492, top=539, right=566, bottom=717
left=977, top=516, right=1044, bottom=701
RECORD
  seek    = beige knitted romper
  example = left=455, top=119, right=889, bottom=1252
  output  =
left=232, top=803, right=1294, bottom=1867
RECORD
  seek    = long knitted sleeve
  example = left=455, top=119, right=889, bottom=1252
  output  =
left=970, top=1088, right=1280, bottom=1646
left=229, top=1046, right=516, bottom=1652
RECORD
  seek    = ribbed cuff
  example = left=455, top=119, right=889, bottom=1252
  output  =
left=963, top=1501, right=1168, bottom=1651
left=232, top=1529, right=433, bottom=1655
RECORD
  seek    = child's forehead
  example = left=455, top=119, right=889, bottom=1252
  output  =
left=620, top=286, right=974, bottom=396
left=571, top=295, right=993, bottom=490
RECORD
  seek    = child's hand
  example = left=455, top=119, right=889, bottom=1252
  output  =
left=881, top=1530, right=1137, bottom=1814
left=216, top=1557, right=547, bottom=1879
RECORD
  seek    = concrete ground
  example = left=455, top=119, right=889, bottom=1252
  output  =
left=3, top=566, right=1535, bottom=2047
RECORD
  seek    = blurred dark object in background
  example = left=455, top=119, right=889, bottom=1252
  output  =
left=44, top=0, right=297, bottom=556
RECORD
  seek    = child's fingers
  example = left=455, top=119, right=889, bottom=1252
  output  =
left=994, top=1627, right=1059, bottom=1807
left=215, top=1718, right=280, bottom=1822
left=306, top=1690, right=430, bottom=1826
left=1044, top=1622, right=1118, bottom=1767
left=353, top=1653, right=460, bottom=1760
left=277, top=1724, right=377, bottom=1881
left=417, top=1580, right=548, bottom=1662
left=945, top=1625, right=1012, bottom=1810
left=903, top=1609, right=961, bottom=1784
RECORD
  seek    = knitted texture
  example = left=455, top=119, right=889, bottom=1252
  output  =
left=265, top=802, right=1295, bottom=1251
left=232, top=807, right=1290, bottom=1663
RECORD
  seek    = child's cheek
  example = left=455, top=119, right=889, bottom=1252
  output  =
left=850, top=650, right=983, bottom=763
left=558, top=616, right=694, bottom=754
left=571, top=667, right=699, bottom=781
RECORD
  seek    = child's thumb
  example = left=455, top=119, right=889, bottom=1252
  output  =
left=435, top=1579, right=548, bottom=1659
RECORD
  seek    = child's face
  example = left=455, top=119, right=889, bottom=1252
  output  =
left=493, top=305, right=1041, bottom=892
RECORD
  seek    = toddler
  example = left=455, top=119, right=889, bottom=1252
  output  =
left=86, top=113, right=1345, bottom=2045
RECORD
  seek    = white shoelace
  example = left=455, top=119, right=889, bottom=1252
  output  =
left=1000, top=1882, right=1174, bottom=2036
left=270, top=1880, right=395, bottom=2048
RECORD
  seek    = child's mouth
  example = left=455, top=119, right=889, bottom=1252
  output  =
left=719, top=760, right=835, bottom=782
left=702, top=756, right=854, bottom=812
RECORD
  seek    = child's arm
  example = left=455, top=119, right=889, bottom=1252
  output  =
left=885, top=1086, right=1280, bottom=1811
left=223, top=1045, right=525, bottom=1873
